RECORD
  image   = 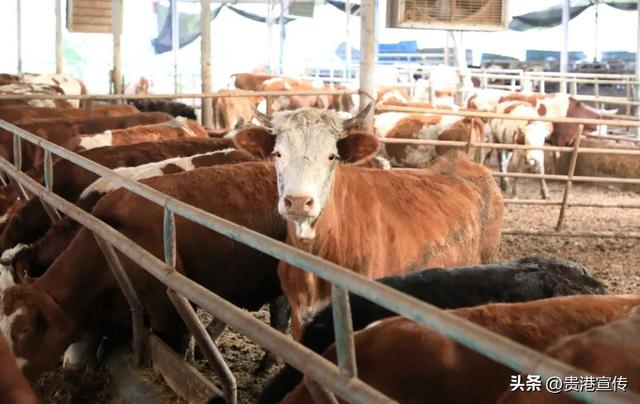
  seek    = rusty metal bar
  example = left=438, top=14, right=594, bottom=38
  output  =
left=0, top=148, right=638, bottom=404
left=556, top=125, right=584, bottom=231
left=331, top=285, right=358, bottom=378
left=167, top=289, right=237, bottom=404
left=491, top=171, right=640, bottom=185
left=92, top=233, right=146, bottom=366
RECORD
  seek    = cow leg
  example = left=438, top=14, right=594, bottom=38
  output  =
left=498, top=149, right=513, bottom=193
left=256, top=295, right=290, bottom=373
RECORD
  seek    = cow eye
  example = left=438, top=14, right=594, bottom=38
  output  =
left=328, top=153, right=339, bottom=161
left=273, top=151, right=282, bottom=158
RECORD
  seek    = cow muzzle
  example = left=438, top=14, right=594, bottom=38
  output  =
left=283, top=195, right=315, bottom=217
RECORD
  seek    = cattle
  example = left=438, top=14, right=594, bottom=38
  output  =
left=0, top=74, right=21, bottom=86
left=258, top=255, right=605, bottom=403
left=281, top=295, right=640, bottom=404
left=379, top=112, right=487, bottom=167
left=0, top=83, right=71, bottom=108
left=234, top=107, right=503, bottom=339
left=490, top=101, right=553, bottom=198
left=0, top=333, right=37, bottom=404
left=0, top=105, right=139, bottom=123
left=127, top=99, right=197, bottom=120
left=3, top=148, right=255, bottom=286
left=0, top=137, right=238, bottom=251
left=0, top=162, right=290, bottom=378
left=376, top=85, right=411, bottom=105
left=0, top=112, right=173, bottom=173
left=260, top=77, right=321, bottom=111
left=20, top=73, right=87, bottom=108
left=213, top=89, right=262, bottom=129
left=466, top=89, right=511, bottom=111
left=497, top=310, right=640, bottom=404
left=233, top=72, right=276, bottom=91
left=497, top=93, right=616, bottom=146
left=62, top=117, right=208, bottom=152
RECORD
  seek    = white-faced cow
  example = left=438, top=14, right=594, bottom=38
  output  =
left=234, top=106, right=503, bottom=339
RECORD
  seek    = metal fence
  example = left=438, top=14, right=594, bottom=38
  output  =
left=1, top=93, right=640, bottom=403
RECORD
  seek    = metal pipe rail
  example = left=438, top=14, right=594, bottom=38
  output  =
left=1, top=119, right=639, bottom=403
left=0, top=88, right=359, bottom=102
left=376, top=105, right=640, bottom=127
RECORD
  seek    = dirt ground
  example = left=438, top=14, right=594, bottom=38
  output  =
left=33, top=179, right=639, bottom=403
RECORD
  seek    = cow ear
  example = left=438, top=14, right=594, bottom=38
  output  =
left=233, top=126, right=276, bottom=159
left=337, top=131, right=379, bottom=164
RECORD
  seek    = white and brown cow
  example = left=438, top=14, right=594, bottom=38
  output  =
left=490, top=101, right=553, bottom=199
left=0, top=83, right=71, bottom=108
left=376, top=112, right=487, bottom=167
left=234, top=106, right=503, bottom=338
left=21, top=74, right=87, bottom=108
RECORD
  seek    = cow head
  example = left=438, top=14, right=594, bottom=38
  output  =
left=0, top=285, right=77, bottom=378
left=235, top=105, right=377, bottom=241
left=552, top=97, right=617, bottom=146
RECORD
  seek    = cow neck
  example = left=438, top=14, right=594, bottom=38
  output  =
left=32, top=237, right=114, bottom=322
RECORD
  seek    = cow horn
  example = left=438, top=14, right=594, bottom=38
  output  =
left=0, top=257, right=12, bottom=266
left=343, top=102, right=374, bottom=131
left=601, top=108, right=619, bottom=116
left=252, top=107, right=273, bottom=128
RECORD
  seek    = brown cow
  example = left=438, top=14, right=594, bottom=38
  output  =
left=0, top=138, right=238, bottom=251
left=0, top=104, right=138, bottom=123
left=62, top=117, right=208, bottom=152
left=0, top=112, right=173, bottom=172
left=234, top=107, right=503, bottom=339
left=0, top=333, right=37, bottom=404
left=213, top=89, right=263, bottom=129
left=233, top=72, right=276, bottom=90
left=376, top=85, right=411, bottom=105
left=498, top=309, right=640, bottom=404
left=283, top=295, right=640, bottom=404
left=0, top=162, right=288, bottom=378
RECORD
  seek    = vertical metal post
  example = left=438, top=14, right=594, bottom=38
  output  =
left=556, top=125, right=584, bottom=232
left=359, top=0, right=376, bottom=131
left=163, top=209, right=177, bottom=268
left=17, top=0, right=22, bottom=73
left=305, top=378, right=340, bottom=404
left=345, top=0, right=351, bottom=83
left=162, top=209, right=237, bottom=404
left=266, top=96, right=273, bottom=115
left=112, top=0, right=123, bottom=96
left=200, top=0, right=213, bottom=129
left=167, top=290, right=237, bottom=404
left=55, top=0, right=63, bottom=74
left=331, top=285, right=357, bottom=378
left=636, top=0, right=640, bottom=139
left=278, top=0, right=289, bottom=75
left=560, top=0, right=569, bottom=94
left=172, top=0, right=180, bottom=93
left=84, top=99, right=93, bottom=119
left=93, top=234, right=146, bottom=366
left=444, top=31, right=449, bottom=65
left=40, top=150, right=62, bottom=223
left=594, top=78, right=600, bottom=111
left=11, top=134, right=29, bottom=201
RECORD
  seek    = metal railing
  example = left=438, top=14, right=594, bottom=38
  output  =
left=1, top=113, right=639, bottom=402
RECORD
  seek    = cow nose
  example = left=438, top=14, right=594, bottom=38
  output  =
left=284, top=195, right=314, bottom=216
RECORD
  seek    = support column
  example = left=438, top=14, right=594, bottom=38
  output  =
left=345, top=0, right=351, bottom=83
left=636, top=0, right=640, bottom=139
left=359, top=0, right=376, bottom=131
left=560, top=0, right=569, bottom=93
left=201, top=0, right=213, bottom=129
left=56, top=0, right=63, bottom=74
left=17, top=0, right=22, bottom=74
left=172, top=0, right=180, bottom=93
left=112, top=0, right=123, bottom=96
